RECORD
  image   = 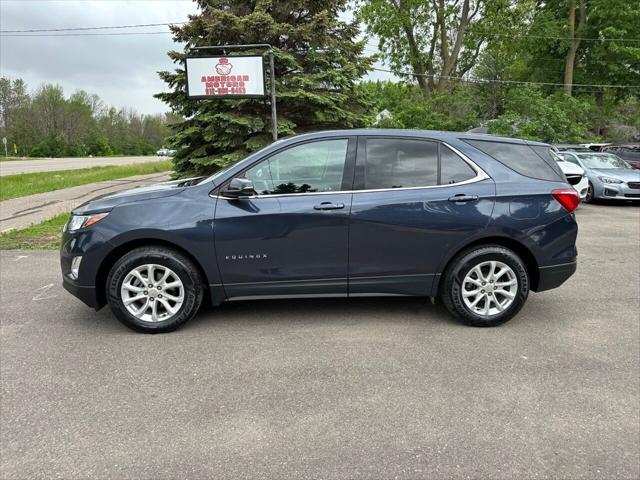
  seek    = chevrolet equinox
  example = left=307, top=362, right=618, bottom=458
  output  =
left=61, top=130, right=579, bottom=332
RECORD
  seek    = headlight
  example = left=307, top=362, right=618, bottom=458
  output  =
left=65, top=213, right=109, bottom=233
left=598, top=176, right=623, bottom=184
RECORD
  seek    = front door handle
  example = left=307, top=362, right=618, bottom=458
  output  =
left=448, top=194, right=479, bottom=203
left=314, top=202, right=345, bottom=210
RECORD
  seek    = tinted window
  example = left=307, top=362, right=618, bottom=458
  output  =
left=244, top=139, right=348, bottom=195
left=529, top=146, right=566, bottom=178
left=440, top=145, right=476, bottom=184
left=466, top=140, right=564, bottom=181
left=364, top=139, right=438, bottom=189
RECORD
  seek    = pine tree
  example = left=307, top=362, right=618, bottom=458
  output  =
left=156, top=0, right=374, bottom=176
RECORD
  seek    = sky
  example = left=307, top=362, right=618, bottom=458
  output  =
left=0, top=0, right=392, bottom=115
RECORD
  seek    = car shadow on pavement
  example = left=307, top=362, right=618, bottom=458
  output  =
left=187, top=297, right=459, bottom=331
left=82, top=296, right=459, bottom=333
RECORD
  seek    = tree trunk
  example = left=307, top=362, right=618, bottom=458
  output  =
left=594, top=90, right=604, bottom=136
left=563, top=0, right=586, bottom=96
left=436, top=0, right=472, bottom=93
left=403, top=27, right=431, bottom=95
left=399, top=11, right=431, bottom=95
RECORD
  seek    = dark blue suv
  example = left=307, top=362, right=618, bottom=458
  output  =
left=60, top=130, right=579, bottom=333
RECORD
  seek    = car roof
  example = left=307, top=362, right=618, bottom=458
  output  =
left=283, top=129, right=550, bottom=146
left=604, top=144, right=640, bottom=149
left=553, top=144, right=592, bottom=151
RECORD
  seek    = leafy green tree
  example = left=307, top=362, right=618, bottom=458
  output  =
left=157, top=0, right=374, bottom=176
left=507, top=0, right=640, bottom=94
left=605, top=95, right=640, bottom=141
left=358, top=80, right=480, bottom=131
left=357, top=0, right=532, bottom=95
left=1, top=76, right=177, bottom=157
left=30, top=133, right=68, bottom=157
left=0, top=77, right=31, bottom=155
left=488, top=87, right=598, bottom=142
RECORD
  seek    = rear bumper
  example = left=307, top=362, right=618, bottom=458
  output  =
left=534, top=261, right=577, bottom=292
left=62, top=276, right=99, bottom=309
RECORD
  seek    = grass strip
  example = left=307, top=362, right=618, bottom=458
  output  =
left=0, top=213, right=69, bottom=250
left=0, top=160, right=172, bottom=201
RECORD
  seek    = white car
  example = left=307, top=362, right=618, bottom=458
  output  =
left=156, top=148, right=176, bottom=157
left=557, top=160, right=588, bottom=200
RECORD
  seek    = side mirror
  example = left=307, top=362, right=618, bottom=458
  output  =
left=221, top=178, right=257, bottom=198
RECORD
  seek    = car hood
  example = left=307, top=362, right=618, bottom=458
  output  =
left=72, top=177, right=203, bottom=215
left=589, top=168, right=640, bottom=182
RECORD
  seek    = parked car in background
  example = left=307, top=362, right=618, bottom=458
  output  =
left=156, top=148, right=177, bottom=157
left=553, top=144, right=592, bottom=153
left=61, top=130, right=579, bottom=333
left=601, top=144, right=640, bottom=169
left=555, top=158, right=588, bottom=200
left=556, top=151, right=640, bottom=202
left=582, top=143, right=611, bottom=152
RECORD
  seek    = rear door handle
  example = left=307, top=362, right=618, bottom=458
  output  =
left=314, top=202, right=345, bottom=210
left=448, top=194, right=479, bottom=203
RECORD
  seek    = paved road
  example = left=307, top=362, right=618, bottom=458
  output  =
left=0, top=172, right=171, bottom=232
left=0, top=156, right=168, bottom=176
left=1, top=204, right=638, bottom=479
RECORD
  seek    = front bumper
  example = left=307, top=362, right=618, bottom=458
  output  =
left=535, top=261, right=577, bottom=292
left=575, top=177, right=589, bottom=199
left=596, top=182, right=640, bottom=200
left=62, top=275, right=99, bottom=309
left=60, top=227, right=109, bottom=310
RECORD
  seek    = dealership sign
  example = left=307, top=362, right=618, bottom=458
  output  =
left=185, top=55, right=266, bottom=99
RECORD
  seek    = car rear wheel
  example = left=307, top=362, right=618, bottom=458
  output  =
left=440, top=245, right=529, bottom=327
left=106, top=246, right=203, bottom=333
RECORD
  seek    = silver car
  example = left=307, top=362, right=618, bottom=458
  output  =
left=557, top=152, right=640, bottom=203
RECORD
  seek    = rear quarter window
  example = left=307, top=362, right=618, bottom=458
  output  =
left=465, top=140, right=565, bottom=182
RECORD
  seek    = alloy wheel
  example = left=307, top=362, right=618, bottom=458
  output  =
left=120, top=264, right=185, bottom=323
left=461, top=260, right=518, bottom=317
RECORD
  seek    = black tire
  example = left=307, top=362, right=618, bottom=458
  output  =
left=106, top=246, right=204, bottom=333
left=440, top=245, right=529, bottom=327
left=585, top=181, right=595, bottom=203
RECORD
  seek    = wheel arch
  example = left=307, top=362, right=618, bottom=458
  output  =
left=435, top=236, right=540, bottom=296
left=94, top=238, right=211, bottom=309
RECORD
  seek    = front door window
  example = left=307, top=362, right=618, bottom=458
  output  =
left=244, top=139, right=349, bottom=195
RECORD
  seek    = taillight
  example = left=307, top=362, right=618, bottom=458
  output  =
left=551, top=188, right=580, bottom=213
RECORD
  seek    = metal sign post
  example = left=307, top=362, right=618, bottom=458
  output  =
left=188, top=44, right=278, bottom=141
left=2, top=137, right=7, bottom=158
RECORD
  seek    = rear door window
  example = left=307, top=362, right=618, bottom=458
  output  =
left=465, top=140, right=565, bottom=181
left=364, top=139, right=438, bottom=189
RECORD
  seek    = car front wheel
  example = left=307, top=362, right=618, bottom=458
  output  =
left=441, top=245, right=529, bottom=327
left=585, top=182, right=595, bottom=203
left=106, top=246, right=203, bottom=333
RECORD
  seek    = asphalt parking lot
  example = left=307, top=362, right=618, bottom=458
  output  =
left=1, top=203, right=638, bottom=479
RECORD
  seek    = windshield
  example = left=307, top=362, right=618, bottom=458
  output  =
left=196, top=138, right=289, bottom=185
left=577, top=153, right=630, bottom=169
left=197, top=164, right=233, bottom=185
